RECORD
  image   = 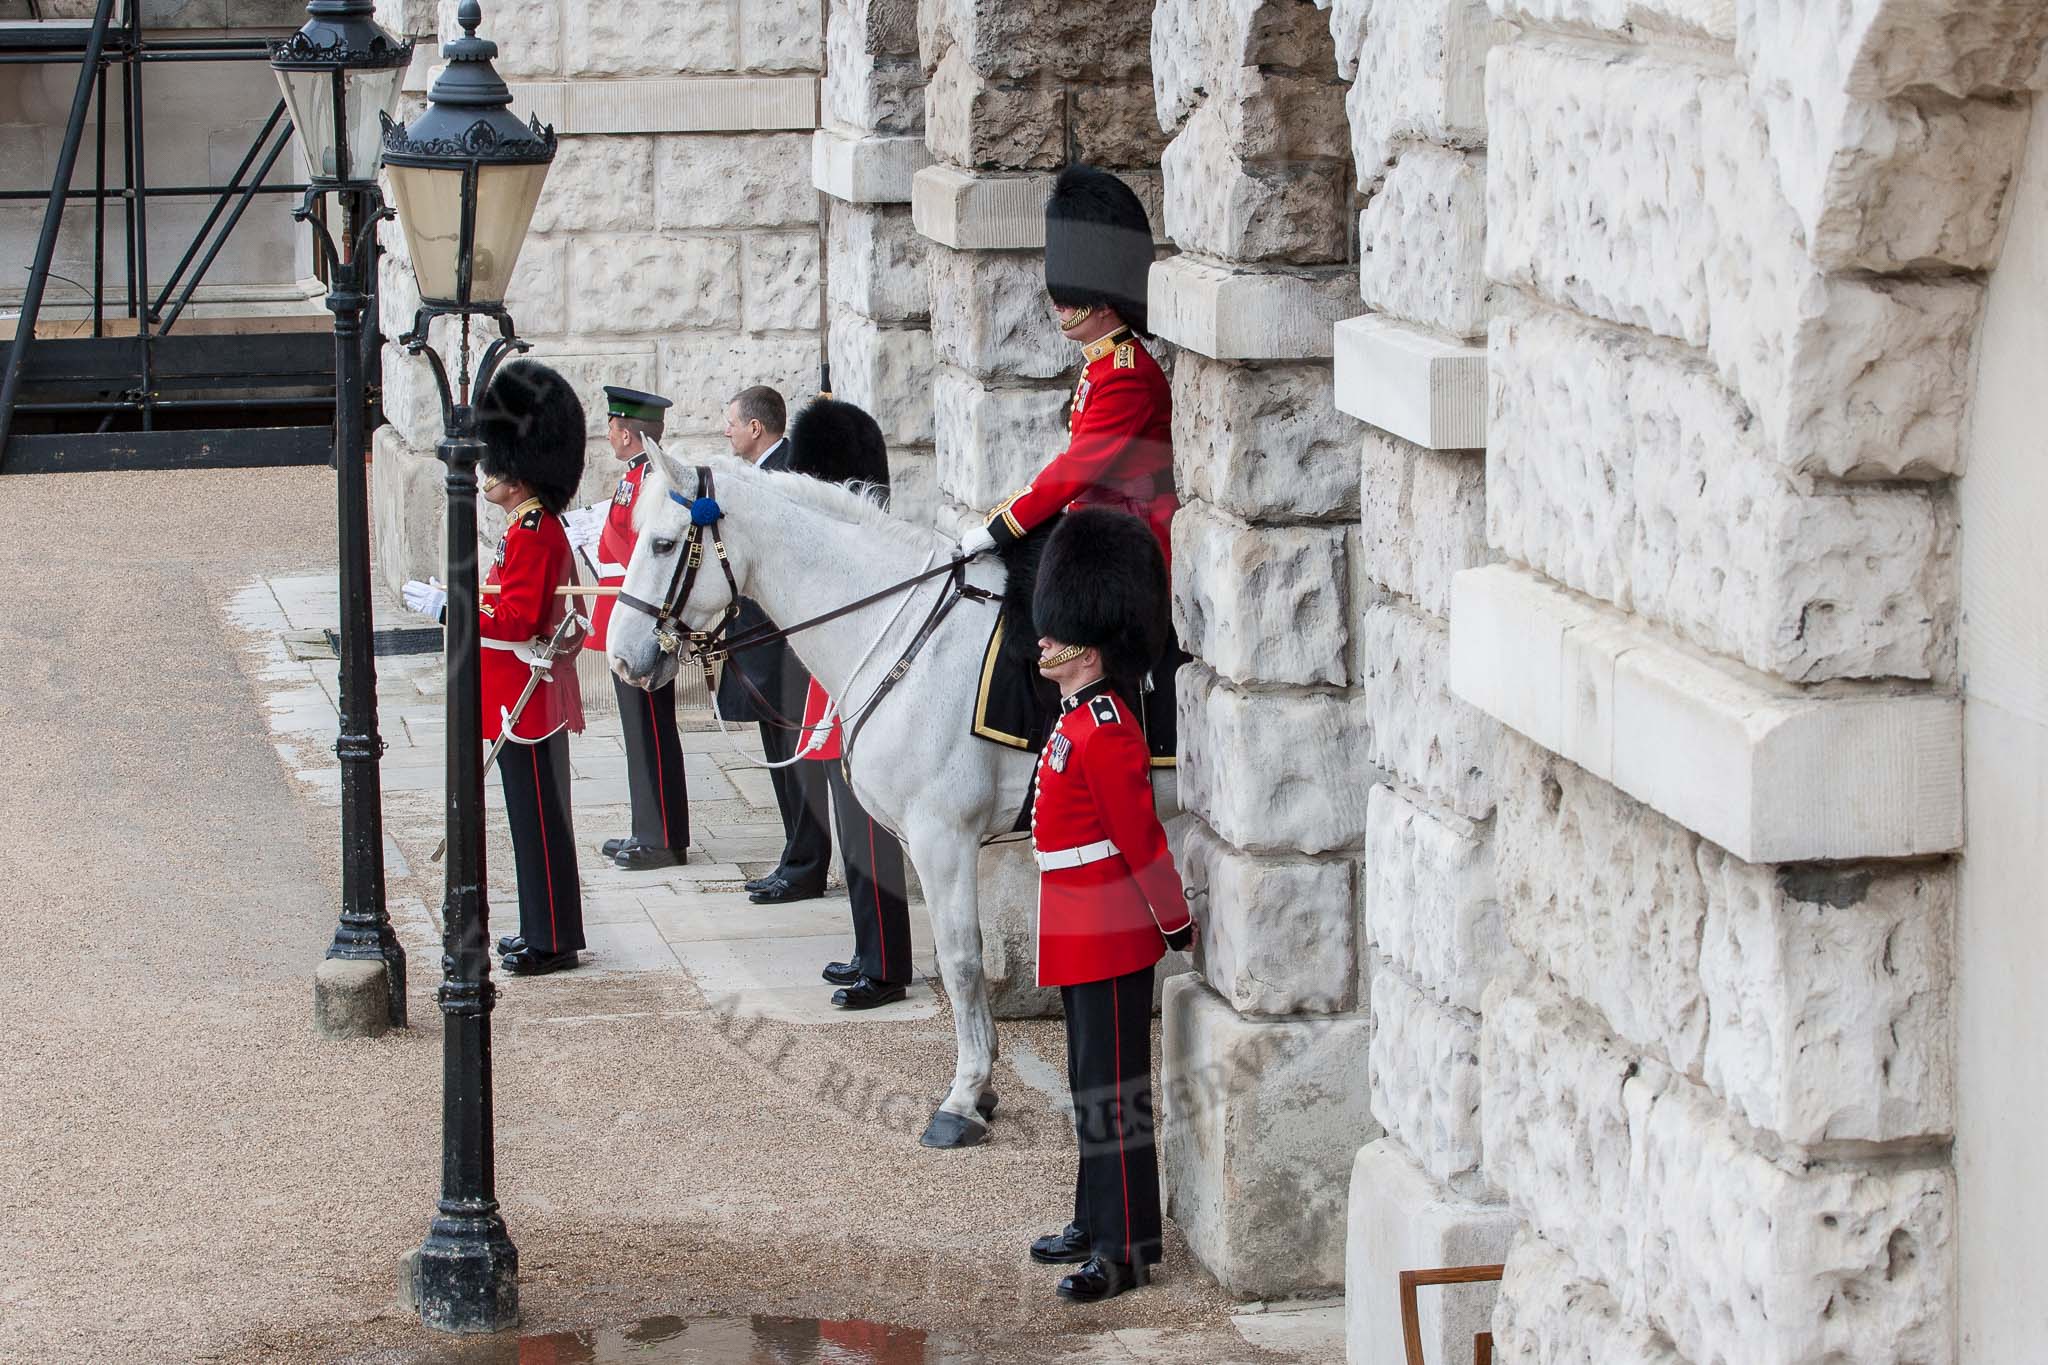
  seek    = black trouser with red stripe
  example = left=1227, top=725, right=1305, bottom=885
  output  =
left=613, top=673, right=689, bottom=853
left=1062, top=962, right=1161, bottom=1266
left=498, top=729, right=584, bottom=954
left=819, top=759, right=910, bottom=985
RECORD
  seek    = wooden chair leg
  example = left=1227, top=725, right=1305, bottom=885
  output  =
left=1397, top=1265, right=1507, bottom=1365
left=1474, top=1331, right=1493, bottom=1365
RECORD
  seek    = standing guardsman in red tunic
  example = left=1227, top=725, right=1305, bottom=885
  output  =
left=955, top=164, right=1183, bottom=761
left=1023, top=507, right=1197, bottom=1303
left=567, top=384, right=691, bottom=872
left=404, top=360, right=589, bottom=976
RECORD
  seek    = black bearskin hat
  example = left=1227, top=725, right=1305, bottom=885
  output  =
left=477, top=359, right=586, bottom=514
left=1032, top=507, right=1168, bottom=685
left=1044, top=164, right=1155, bottom=336
left=787, top=397, right=890, bottom=491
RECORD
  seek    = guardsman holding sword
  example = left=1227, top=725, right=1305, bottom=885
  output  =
left=1022, top=507, right=1196, bottom=1303
left=404, top=359, right=589, bottom=976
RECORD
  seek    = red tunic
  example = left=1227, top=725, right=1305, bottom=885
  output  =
left=481, top=499, right=585, bottom=744
left=1031, top=680, right=1190, bottom=988
left=985, top=328, right=1176, bottom=567
left=798, top=677, right=843, bottom=762
left=583, top=452, right=647, bottom=653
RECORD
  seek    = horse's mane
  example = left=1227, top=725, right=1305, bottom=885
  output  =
left=637, top=447, right=952, bottom=554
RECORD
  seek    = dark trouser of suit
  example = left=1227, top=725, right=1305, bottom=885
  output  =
left=498, top=729, right=584, bottom=954
left=613, top=673, right=689, bottom=852
left=762, top=720, right=831, bottom=891
left=820, top=759, right=911, bottom=985
left=1061, top=962, right=1161, bottom=1266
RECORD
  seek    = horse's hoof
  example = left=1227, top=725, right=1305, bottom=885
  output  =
left=920, top=1108, right=989, bottom=1149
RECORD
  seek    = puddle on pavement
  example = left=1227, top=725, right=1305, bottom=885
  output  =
left=406, top=1314, right=989, bottom=1364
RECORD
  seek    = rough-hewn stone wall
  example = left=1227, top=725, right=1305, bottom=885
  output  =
left=371, top=0, right=824, bottom=590
left=1147, top=0, right=1373, bottom=1301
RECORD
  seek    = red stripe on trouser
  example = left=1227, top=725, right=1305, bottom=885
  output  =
left=533, top=744, right=558, bottom=948
left=646, top=689, right=670, bottom=847
left=867, top=820, right=887, bottom=977
left=1114, top=973, right=1132, bottom=1259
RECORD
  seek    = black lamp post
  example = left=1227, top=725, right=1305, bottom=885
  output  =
left=381, top=0, right=555, bottom=1334
left=272, top=0, right=414, bottom=1027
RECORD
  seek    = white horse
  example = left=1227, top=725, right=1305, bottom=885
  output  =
left=606, top=448, right=1167, bottom=1149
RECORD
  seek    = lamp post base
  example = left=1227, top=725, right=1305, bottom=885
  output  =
left=415, top=1215, right=519, bottom=1333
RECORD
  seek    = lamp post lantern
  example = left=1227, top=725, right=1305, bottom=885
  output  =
left=380, top=0, right=555, bottom=1333
left=271, top=0, right=413, bottom=1028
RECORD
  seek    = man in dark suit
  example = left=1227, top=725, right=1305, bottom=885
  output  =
left=718, top=384, right=829, bottom=904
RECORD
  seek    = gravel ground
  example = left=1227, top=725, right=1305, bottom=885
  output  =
left=0, top=466, right=1282, bottom=1364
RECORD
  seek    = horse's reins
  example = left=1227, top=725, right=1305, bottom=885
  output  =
left=614, top=462, right=999, bottom=762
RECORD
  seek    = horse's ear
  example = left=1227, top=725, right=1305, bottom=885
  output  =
left=644, top=438, right=693, bottom=499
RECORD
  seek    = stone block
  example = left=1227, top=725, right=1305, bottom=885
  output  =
left=1339, top=0, right=1494, bottom=178
left=656, top=333, right=820, bottom=435
left=563, top=0, right=734, bottom=76
left=1173, top=502, right=1351, bottom=687
left=1369, top=963, right=1485, bottom=1188
left=1161, top=973, right=1377, bottom=1297
left=823, top=47, right=925, bottom=136
left=1213, top=62, right=1352, bottom=163
left=1815, top=0, right=2048, bottom=99
left=1345, top=1140, right=1519, bottom=1365
left=1482, top=974, right=1956, bottom=1365
left=1071, top=80, right=1174, bottom=168
left=371, top=424, right=447, bottom=593
left=1162, top=105, right=1351, bottom=265
left=887, top=445, right=940, bottom=526
left=1332, top=313, right=1486, bottom=452
left=1495, top=732, right=1954, bottom=1145
left=828, top=311, right=936, bottom=445
left=314, top=958, right=392, bottom=1038
left=741, top=0, right=822, bottom=72
left=568, top=236, right=741, bottom=333
left=379, top=341, right=446, bottom=452
left=1180, top=819, right=1357, bottom=1016
left=927, top=247, right=1071, bottom=380
left=526, top=136, right=655, bottom=235
left=655, top=133, right=818, bottom=229
left=911, top=166, right=1053, bottom=250
left=1358, top=145, right=1489, bottom=338
left=1363, top=782, right=1503, bottom=1014
left=1360, top=600, right=1499, bottom=820
left=1178, top=663, right=1371, bottom=856
left=1157, top=0, right=1341, bottom=133
left=1171, top=355, right=1360, bottom=523
left=742, top=232, right=824, bottom=331
left=1448, top=563, right=1965, bottom=862
left=1488, top=299, right=1957, bottom=683
left=1358, top=428, right=1486, bottom=619
left=828, top=203, right=929, bottom=320
left=1148, top=254, right=1357, bottom=362
left=507, top=76, right=820, bottom=135
left=975, top=837, right=1060, bottom=1017
left=518, top=348, right=661, bottom=440
left=439, top=0, right=558, bottom=76
left=1490, top=1230, right=1689, bottom=1365
left=918, top=0, right=1151, bottom=83
left=505, top=237, right=566, bottom=338
left=924, top=48, right=1065, bottom=171
left=931, top=369, right=1068, bottom=508
left=814, top=129, right=932, bottom=203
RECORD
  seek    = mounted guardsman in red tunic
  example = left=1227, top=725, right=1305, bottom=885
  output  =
left=955, top=164, right=1184, bottom=767
left=1022, top=506, right=1195, bottom=1304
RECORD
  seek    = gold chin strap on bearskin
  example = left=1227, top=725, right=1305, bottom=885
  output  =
left=1056, top=305, right=1093, bottom=334
left=1037, top=643, right=1086, bottom=671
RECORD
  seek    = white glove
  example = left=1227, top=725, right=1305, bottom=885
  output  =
left=562, top=504, right=604, bottom=551
left=956, top=523, right=997, bottom=560
left=402, top=578, right=447, bottom=621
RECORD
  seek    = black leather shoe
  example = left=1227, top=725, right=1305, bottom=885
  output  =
left=496, top=934, right=526, bottom=956
left=602, top=836, right=637, bottom=858
left=501, top=947, right=580, bottom=976
left=614, top=844, right=684, bottom=871
left=750, top=876, right=825, bottom=904
left=1030, top=1224, right=1092, bottom=1265
left=1056, top=1255, right=1147, bottom=1302
left=831, top=977, right=907, bottom=1010
left=822, top=960, right=862, bottom=986
left=746, top=875, right=774, bottom=892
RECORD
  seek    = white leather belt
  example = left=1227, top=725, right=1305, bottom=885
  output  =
left=480, top=636, right=550, bottom=668
left=595, top=559, right=627, bottom=577
left=1035, top=839, right=1119, bottom=871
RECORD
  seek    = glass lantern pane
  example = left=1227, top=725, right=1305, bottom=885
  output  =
left=275, top=67, right=341, bottom=181
left=465, top=162, right=550, bottom=306
left=384, top=163, right=464, bottom=303
left=340, top=65, right=408, bottom=182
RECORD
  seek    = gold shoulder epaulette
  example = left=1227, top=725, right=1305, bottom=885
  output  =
left=1114, top=341, right=1135, bottom=370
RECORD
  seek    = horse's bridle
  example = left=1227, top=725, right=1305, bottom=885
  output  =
left=614, top=464, right=739, bottom=661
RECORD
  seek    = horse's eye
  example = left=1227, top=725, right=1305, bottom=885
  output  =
left=651, top=537, right=677, bottom=556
